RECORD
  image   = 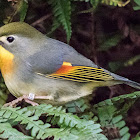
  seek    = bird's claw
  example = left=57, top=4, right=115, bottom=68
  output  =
left=24, top=99, right=39, bottom=106
left=3, top=94, right=52, bottom=107
left=3, top=95, right=39, bottom=107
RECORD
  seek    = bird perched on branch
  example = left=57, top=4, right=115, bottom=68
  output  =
left=0, top=22, right=139, bottom=107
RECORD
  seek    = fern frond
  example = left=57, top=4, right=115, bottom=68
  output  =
left=48, top=0, right=72, bottom=42
left=33, top=104, right=101, bottom=130
left=33, top=104, right=107, bottom=139
left=65, top=98, right=90, bottom=113
left=0, top=104, right=107, bottom=140
left=95, top=105, right=130, bottom=139
left=93, top=91, right=140, bottom=139
left=0, top=107, right=51, bottom=139
left=94, top=91, right=140, bottom=116
left=0, top=122, right=33, bottom=140
left=47, top=18, right=61, bottom=36
left=65, top=98, right=96, bottom=121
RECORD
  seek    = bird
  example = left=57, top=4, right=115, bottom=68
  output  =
left=0, top=22, right=139, bottom=107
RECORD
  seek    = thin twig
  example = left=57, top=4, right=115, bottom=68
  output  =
left=31, top=14, right=52, bottom=26
left=90, top=11, right=98, bottom=65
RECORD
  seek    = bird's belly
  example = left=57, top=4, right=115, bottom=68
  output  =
left=4, top=73, right=96, bottom=105
left=31, top=77, right=95, bottom=105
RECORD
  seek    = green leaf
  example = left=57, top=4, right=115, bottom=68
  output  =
left=0, top=104, right=107, bottom=140
left=93, top=91, right=140, bottom=140
left=132, top=132, right=140, bottom=140
left=108, top=61, right=124, bottom=72
left=19, top=0, right=28, bottom=22
left=0, top=93, right=7, bottom=107
left=134, top=0, right=140, bottom=6
left=0, top=78, right=8, bottom=107
left=0, top=107, right=51, bottom=139
left=0, top=122, right=33, bottom=140
left=99, top=34, right=122, bottom=51
left=133, top=6, right=140, bottom=10
left=90, top=0, right=100, bottom=9
left=101, top=0, right=130, bottom=7
left=121, top=133, right=131, bottom=140
left=65, top=98, right=90, bottom=113
left=48, top=0, right=72, bottom=42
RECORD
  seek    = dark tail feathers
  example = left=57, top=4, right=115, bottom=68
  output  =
left=109, top=72, right=140, bottom=90
left=125, top=80, right=140, bottom=90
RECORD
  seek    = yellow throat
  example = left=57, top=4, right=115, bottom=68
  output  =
left=0, top=45, right=14, bottom=76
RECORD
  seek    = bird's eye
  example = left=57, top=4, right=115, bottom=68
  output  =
left=7, top=36, right=15, bottom=43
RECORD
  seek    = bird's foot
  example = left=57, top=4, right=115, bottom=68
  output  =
left=3, top=93, right=53, bottom=107
left=3, top=95, right=39, bottom=107
left=24, top=98, right=39, bottom=106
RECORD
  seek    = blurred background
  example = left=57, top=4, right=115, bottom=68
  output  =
left=0, top=0, right=140, bottom=138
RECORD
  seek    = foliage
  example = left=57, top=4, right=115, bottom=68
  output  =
left=2, top=0, right=131, bottom=42
left=100, top=0, right=130, bottom=7
left=0, top=0, right=140, bottom=139
left=132, top=132, right=140, bottom=140
left=48, top=0, right=72, bottom=42
left=18, top=0, right=28, bottom=22
left=0, top=78, right=8, bottom=108
left=0, top=104, right=106, bottom=140
left=93, top=91, right=140, bottom=139
left=108, top=55, right=140, bottom=72
left=0, top=122, right=32, bottom=140
left=98, top=33, right=122, bottom=51
left=133, top=0, right=140, bottom=10
left=0, top=92, right=139, bottom=139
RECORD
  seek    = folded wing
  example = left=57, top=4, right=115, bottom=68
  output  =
left=37, top=62, right=114, bottom=83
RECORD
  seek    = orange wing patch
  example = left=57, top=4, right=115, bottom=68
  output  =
left=43, top=62, right=115, bottom=83
left=55, top=62, right=75, bottom=74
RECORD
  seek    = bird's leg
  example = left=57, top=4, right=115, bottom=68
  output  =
left=28, top=93, right=54, bottom=100
left=3, top=95, right=31, bottom=107
left=3, top=93, right=53, bottom=107
left=4, top=94, right=38, bottom=107
left=25, top=93, right=54, bottom=106
left=33, top=96, right=54, bottom=100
